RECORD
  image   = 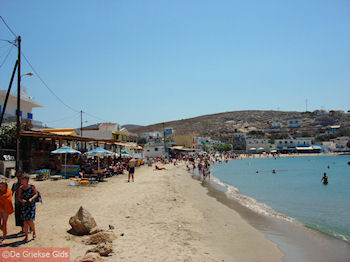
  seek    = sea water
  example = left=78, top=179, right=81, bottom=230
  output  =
left=211, top=155, right=350, bottom=243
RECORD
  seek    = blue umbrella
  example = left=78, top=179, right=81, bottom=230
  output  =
left=51, top=146, right=81, bottom=177
left=84, top=147, right=114, bottom=170
left=121, top=149, right=130, bottom=155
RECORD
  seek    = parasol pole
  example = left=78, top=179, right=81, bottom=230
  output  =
left=65, top=153, right=67, bottom=177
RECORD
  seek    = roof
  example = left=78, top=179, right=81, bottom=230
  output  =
left=42, top=128, right=77, bottom=136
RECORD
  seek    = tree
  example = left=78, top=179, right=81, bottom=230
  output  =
left=0, top=121, right=33, bottom=149
left=0, top=123, right=17, bottom=149
left=214, top=143, right=232, bottom=152
left=136, top=137, right=147, bottom=146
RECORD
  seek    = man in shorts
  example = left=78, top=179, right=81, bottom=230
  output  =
left=128, top=158, right=136, bottom=182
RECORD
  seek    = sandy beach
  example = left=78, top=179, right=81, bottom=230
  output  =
left=5, top=163, right=283, bottom=261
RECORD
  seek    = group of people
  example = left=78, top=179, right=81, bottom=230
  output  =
left=0, top=172, right=38, bottom=244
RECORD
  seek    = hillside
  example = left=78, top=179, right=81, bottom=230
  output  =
left=133, top=110, right=350, bottom=142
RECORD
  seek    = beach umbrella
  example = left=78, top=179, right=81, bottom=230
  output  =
left=121, top=149, right=130, bottom=155
left=51, top=146, right=81, bottom=177
left=84, top=147, right=114, bottom=170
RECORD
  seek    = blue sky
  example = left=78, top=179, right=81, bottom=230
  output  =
left=1, top=0, right=349, bottom=128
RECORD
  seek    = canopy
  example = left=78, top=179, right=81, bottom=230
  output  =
left=51, top=146, right=81, bottom=177
left=84, top=147, right=114, bottom=157
left=84, top=147, right=114, bottom=170
left=121, top=149, right=130, bottom=155
left=51, top=146, right=81, bottom=155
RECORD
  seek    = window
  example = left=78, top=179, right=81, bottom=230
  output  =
left=15, top=110, right=22, bottom=116
left=147, top=150, right=150, bottom=152
left=154, top=147, right=158, bottom=151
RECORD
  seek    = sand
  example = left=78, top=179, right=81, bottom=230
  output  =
left=4, top=163, right=283, bottom=261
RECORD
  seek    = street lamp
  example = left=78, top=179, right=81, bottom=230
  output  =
left=21, top=72, right=33, bottom=77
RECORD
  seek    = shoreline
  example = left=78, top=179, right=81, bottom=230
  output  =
left=200, top=155, right=350, bottom=262
left=4, top=163, right=284, bottom=261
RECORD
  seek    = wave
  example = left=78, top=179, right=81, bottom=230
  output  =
left=196, top=168, right=350, bottom=243
left=207, top=174, right=296, bottom=223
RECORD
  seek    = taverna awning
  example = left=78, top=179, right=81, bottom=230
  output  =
left=296, top=146, right=313, bottom=151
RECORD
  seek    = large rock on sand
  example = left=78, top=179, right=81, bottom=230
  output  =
left=69, top=206, right=97, bottom=235
left=87, top=243, right=113, bottom=256
left=74, top=252, right=102, bottom=262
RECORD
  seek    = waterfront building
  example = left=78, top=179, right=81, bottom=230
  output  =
left=275, top=137, right=313, bottom=152
left=245, top=138, right=270, bottom=153
left=0, top=89, right=43, bottom=128
left=143, top=142, right=175, bottom=158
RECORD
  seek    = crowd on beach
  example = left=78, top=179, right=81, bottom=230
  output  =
left=0, top=172, right=39, bottom=244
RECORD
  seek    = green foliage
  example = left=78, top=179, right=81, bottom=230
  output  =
left=233, top=145, right=243, bottom=150
left=214, top=143, right=232, bottom=152
left=0, top=123, right=17, bottom=149
left=247, top=130, right=265, bottom=137
left=0, top=121, right=33, bottom=149
left=136, top=137, right=147, bottom=145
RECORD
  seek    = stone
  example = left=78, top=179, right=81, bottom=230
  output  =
left=84, top=232, right=116, bottom=245
left=74, top=252, right=103, bottom=262
left=69, top=206, right=97, bottom=235
left=87, top=243, right=113, bottom=257
left=89, top=226, right=104, bottom=235
left=108, top=225, right=114, bottom=230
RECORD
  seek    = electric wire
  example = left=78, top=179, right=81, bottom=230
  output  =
left=0, top=44, right=14, bottom=68
left=0, top=16, right=108, bottom=125
left=21, top=52, right=80, bottom=113
left=83, top=111, right=106, bottom=122
left=0, top=16, right=17, bottom=37
left=44, top=112, right=80, bottom=123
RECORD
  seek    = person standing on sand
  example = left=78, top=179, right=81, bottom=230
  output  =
left=18, top=174, right=38, bottom=242
left=11, top=171, right=24, bottom=234
left=0, top=179, right=14, bottom=244
left=128, top=157, right=136, bottom=182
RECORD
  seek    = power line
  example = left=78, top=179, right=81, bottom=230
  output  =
left=0, top=16, right=17, bottom=37
left=21, top=52, right=80, bottom=113
left=83, top=111, right=106, bottom=122
left=44, top=112, right=80, bottom=123
left=0, top=44, right=14, bottom=68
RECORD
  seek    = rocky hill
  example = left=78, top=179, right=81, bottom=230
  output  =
left=133, top=110, right=350, bottom=142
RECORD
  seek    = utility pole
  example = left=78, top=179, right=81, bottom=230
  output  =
left=305, top=99, right=308, bottom=112
left=0, top=60, right=18, bottom=127
left=80, top=110, right=83, bottom=137
left=162, top=122, right=167, bottom=159
left=16, top=36, right=21, bottom=172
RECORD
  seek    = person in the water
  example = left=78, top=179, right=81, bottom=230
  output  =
left=321, top=173, right=328, bottom=185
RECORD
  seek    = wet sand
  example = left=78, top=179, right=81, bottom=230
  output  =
left=4, top=163, right=283, bottom=261
left=203, top=179, right=350, bottom=262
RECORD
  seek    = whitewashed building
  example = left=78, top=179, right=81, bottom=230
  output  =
left=275, top=137, right=312, bottom=151
left=0, top=89, right=42, bottom=127
left=271, top=121, right=282, bottom=128
left=330, top=137, right=350, bottom=152
left=140, top=131, right=163, bottom=141
left=76, top=122, right=120, bottom=140
left=287, top=119, right=302, bottom=128
left=246, top=138, right=270, bottom=152
left=143, top=142, right=167, bottom=158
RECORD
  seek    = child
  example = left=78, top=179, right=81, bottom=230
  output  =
left=0, top=179, right=14, bottom=244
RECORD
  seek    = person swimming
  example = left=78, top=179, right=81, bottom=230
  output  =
left=321, top=172, right=328, bottom=185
